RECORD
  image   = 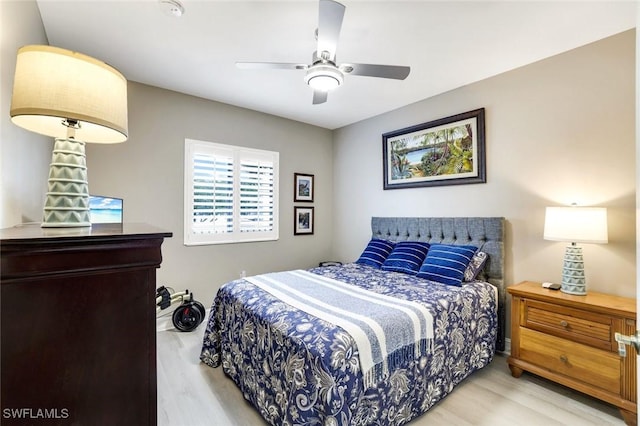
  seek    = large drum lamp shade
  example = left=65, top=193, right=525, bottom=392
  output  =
left=10, top=45, right=128, bottom=143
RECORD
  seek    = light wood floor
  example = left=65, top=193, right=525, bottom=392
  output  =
left=157, top=318, right=628, bottom=426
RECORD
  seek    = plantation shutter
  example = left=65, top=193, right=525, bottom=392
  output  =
left=192, top=146, right=234, bottom=235
left=239, top=157, right=275, bottom=233
left=185, top=139, right=279, bottom=245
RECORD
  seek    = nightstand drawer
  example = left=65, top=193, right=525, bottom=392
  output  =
left=519, top=327, right=621, bottom=394
left=522, top=299, right=613, bottom=350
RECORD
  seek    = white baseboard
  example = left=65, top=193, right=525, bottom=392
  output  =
left=498, top=337, right=511, bottom=356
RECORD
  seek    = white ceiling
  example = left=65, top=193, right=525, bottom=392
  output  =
left=36, top=0, right=636, bottom=130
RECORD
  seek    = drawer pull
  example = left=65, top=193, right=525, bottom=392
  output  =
left=559, top=355, right=568, bottom=363
left=560, top=320, right=569, bottom=328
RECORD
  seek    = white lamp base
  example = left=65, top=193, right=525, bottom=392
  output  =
left=561, top=244, right=586, bottom=295
left=42, top=137, right=91, bottom=228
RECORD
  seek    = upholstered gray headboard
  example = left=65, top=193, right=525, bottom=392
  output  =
left=371, top=217, right=506, bottom=352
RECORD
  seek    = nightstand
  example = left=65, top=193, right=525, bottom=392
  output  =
left=507, top=281, right=637, bottom=425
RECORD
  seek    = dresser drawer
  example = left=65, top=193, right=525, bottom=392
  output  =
left=522, top=299, right=613, bottom=350
left=519, top=327, right=621, bottom=394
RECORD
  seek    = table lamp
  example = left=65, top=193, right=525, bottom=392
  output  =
left=543, top=206, right=608, bottom=295
left=10, top=45, right=128, bottom=227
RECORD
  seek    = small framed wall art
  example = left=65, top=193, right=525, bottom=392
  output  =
left=294, top=206, right=314, bottom=235
left=294, top=173, right=314, bottom=202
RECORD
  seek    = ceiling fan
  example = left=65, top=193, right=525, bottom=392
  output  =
left=236, top=0, right=411, bottom=105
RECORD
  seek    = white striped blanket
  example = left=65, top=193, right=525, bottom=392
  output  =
left=245, top=270, right=434, bottom=388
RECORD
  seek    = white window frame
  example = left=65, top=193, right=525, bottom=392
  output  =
left=184, top=139, right=279, bottom=245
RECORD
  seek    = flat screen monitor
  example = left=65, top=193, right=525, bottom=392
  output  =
left=89, top=195, right=123, bottom=224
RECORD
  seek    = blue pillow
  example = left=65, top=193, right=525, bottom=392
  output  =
left=381, top=241, right=430, bottom=275
left=355, top=239, right=395, bottom=269
left=417, top=244, right=478, bottom=286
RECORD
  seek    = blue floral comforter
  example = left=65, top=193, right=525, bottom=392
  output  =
left=200, top=263, right=498, bottom=426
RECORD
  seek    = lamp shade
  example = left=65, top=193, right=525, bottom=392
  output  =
left=543, top=206, right=608, bottom=244
left=10, top=45, right=128, bottom=143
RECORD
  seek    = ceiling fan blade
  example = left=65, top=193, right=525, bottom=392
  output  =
left=236, top=62, right=308, bottom=71
left=317, top=0, right=345, bottom=61
left=312, top=90, right=328, bottom=105
left=341, top=63, right=410, bottom=80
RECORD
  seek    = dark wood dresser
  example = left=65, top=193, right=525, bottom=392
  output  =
left=0, top=223, right=172, bottom=425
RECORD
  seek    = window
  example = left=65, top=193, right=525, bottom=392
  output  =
left=184, top=139, right=279, bottom=245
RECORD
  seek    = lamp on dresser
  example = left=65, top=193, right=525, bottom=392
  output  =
left=543, top=205, right=608, bottom=295
left=9, top=45, right=128, bottom=227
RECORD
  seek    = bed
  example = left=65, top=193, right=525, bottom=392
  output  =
left=201, top=216, right=505, bottom=425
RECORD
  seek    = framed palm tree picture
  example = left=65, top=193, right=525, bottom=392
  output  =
left=382, top=108, right=486, bottom=189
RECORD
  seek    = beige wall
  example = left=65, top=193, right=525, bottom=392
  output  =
left=1, top=1, right=50, bottom=227
left=2, top=2, right=636, bottom=314
left=333, top=30, right=636, bottom=301
left=636, top=5, right=640, bottom=324
left=86, top=82, right=334, bottom=302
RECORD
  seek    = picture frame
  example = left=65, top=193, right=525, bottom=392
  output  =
left=382, top=108, right=486, bottom=189
left=294, top=173, right=314, bottom=202
left=294, top=206, right=314, bottom=235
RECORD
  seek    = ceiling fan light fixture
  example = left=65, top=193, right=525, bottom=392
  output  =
left=305, top=65, right=343, bottom=92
